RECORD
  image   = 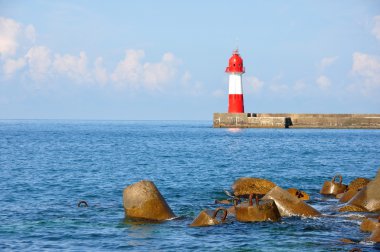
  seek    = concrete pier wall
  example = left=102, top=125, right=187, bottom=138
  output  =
left=213, top=113, right=380, bottom=129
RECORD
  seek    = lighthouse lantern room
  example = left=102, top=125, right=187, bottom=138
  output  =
left=225, top=49, right=245, bottom=113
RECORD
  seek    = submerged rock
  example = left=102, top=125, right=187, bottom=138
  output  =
left=232, top=177, right=276, bottom=197
left=123, top=180, right=175, bottom=221
left=190, top=208, right=228, bottom=227
left=287, top=188, right=310, bottom=201
left=263, top=186, right=321, bottom=217
left=320, top=174, right=347, bottom=196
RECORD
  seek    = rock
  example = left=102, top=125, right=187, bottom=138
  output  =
left=360, top=217, right=379, bottom=232
left=345, top=169, right=380, bottom=212
left=338, top=205, right=367, bottom=212
left=347, top=177, right=371, bottom=191
left=320, top=174, right=347, bottom=196
left=232, top=177, right=276, bottom=197
left=369, top=226, right=380, bottom=242
left=190, top=207, right=228, bottom=227
left=263, top=186, right=321, bottom=217
left=235, top=197, right=281, bottom=222
left=338, top=177, right=371, bottom=203
left=338, top=190, right=359, bottom=203
left=287, top=188, right=310, bottom=201
left=122, top=180, right=175, bottom=221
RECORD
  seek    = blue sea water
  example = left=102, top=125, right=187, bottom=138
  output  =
left=0, top=120, right=379, bottom=251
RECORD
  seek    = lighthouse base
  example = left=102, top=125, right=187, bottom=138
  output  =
left=213, top=113, right=380, bottom=129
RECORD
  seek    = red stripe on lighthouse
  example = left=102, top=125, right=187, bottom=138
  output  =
left=228, top=94, right=244, bottom=113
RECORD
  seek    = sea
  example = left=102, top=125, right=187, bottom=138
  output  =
left=0, top=120, right=379, bottom=251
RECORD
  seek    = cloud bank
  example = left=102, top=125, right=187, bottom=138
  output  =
left=0, top=17, right=183, bottom=92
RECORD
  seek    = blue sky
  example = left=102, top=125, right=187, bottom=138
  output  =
left=0, top=0, right=379, bottom=119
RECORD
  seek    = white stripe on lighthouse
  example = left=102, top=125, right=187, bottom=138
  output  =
left=228, top=74, right=243, bottom=94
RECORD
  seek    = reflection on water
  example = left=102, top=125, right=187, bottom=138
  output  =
left=227, top=128, right=243, bottom=133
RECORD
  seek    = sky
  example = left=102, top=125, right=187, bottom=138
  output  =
left=0, top=0, right=379, bottom=120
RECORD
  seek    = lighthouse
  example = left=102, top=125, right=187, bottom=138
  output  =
left=225, top=49, right=245, bottom=113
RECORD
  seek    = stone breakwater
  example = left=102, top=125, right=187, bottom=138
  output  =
left=122, top=169, right=380, bottom=244
left=213, top=113, right=380, bottom=129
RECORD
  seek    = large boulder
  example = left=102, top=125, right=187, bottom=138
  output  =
left=232, top=177, right=276, bottom=197
left=263, top=186, right=321, bottom=217
left=123, top=180, right=175, bottom=221
left=345, top=169, right=380, bottom=212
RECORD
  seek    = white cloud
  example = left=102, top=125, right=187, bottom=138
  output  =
left=3, top=57, right=25, bottom=76
left=351, top=52, right=380, bottom=95
left=111, top=49, right=144, bottom=87
left=245, top=76, right=263, bottom=94
left=111, top=50, right=180, bottom=90
left=372, top=15, right=380, bottom=41
left=94, top=57, right=108, bottom=85
left=319, top=56, right=338, bottom=70
left=316, top=75, right=331, bottom=90
left=53, top=51, right=90, bottom=82
left=25, top=46, right=51, bottom=80
left=143, top=52, right=178, bottom=90
left=0, top=17, right=21, bottom=57
left=0, top=17, right=36, bottom=58
left=0, top=17, right=186, bottom=91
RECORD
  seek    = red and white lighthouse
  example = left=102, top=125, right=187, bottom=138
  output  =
left=225, top=49, right=245, bottom=113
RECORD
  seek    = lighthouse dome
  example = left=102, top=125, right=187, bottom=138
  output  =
left=225, top=49, right=245, bottom=73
